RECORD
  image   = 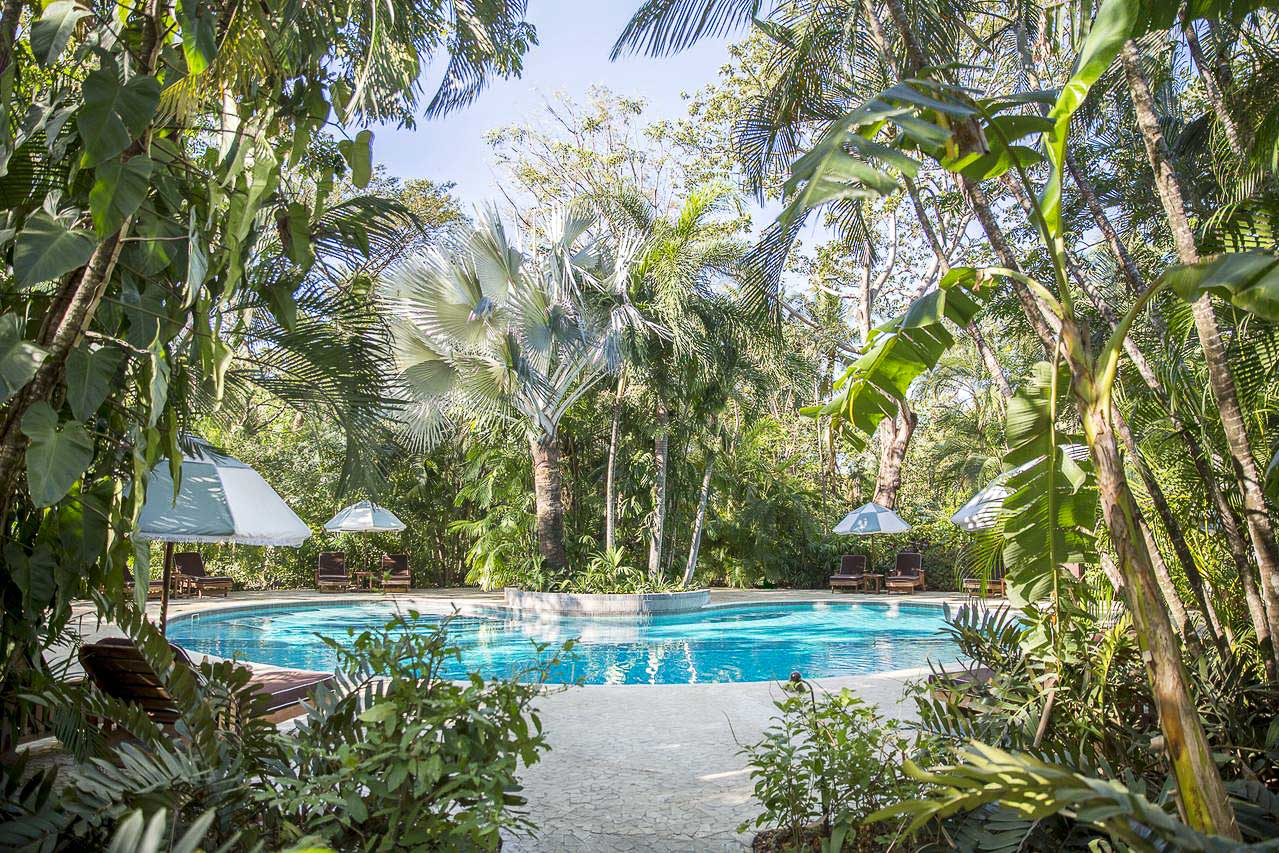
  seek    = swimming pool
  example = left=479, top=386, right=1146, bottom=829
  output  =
left=166, top=600, right=958, bottom=685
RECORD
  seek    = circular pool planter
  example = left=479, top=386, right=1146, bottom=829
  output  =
left=503, top=587, right=710, bottom=616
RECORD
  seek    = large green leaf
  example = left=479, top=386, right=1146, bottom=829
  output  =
left=0, top=313, right=47, bottom=404
left=999, top=364, right=1096, bottom=607
left=339, top=129, right=374, bottom=188
left=175, top=0, right=218, bottom=75
left=21, top=401, right=94, bottom=508
left=76, top=61, right=160, bottom=166
left=4, top=543, right=57, bottom=611
left=66, top=342, right=125, bottom=420
left=89, top=155, right=154, bottom=236
left=807, top=278, right=981, bottom=450
left=31, top=0, right=90, bottom=65
left=1165, top=251, right=1279, bottom=319
left=13, top=210, right=98, bottom=286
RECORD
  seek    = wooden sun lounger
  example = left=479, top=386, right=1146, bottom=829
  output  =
left=829, top=554, right=868, bottom=592
left=381, top=553, right=410, bottom=593
left=316, top=551, right=350, bottom=592
left=79, top=637, right=334, bottom=726
left=885, top=552, right=925, bottom=594
left=962, top=574, right=1006, bottom=597
left=173, top=552, right=233, bottom=598
left=124, top=568, right=165, bottom=600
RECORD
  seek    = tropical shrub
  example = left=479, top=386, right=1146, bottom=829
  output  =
left=269, top=614, right=561, bottom=850
left=738, top=677, right=918, bottom=852
left=4, top=609, right=559, bottom=852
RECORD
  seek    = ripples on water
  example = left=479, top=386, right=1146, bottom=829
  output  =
left=167, top=600, right=958, bottom=685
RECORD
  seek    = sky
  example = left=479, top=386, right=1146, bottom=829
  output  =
left=372, top=3, right=740, bottom=209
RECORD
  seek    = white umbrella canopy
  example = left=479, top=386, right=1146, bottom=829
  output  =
left=136, top=437, right=311, bottom=546
left=949, top=444, right=1091, bottom=532
left=134, top=436, right=311, bottom=633
left=833, top=501, right=912, bottom=535
left=324, top=500, right=406, bottom=533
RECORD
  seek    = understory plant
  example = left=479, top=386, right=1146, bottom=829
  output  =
left=738, top=677, right=917, bottom=852
left=553, top=547, right=696, bottom=594
left=1, top=609, right=560, bottom=852
left=269, top=613, right=562, bottom=851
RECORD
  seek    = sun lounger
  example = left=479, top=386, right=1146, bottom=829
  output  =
left=124, top=567, right=165, bottom=600
left=381, top=553, right=410, bottom=593
left=316, top=551, right=350, bottom=591
left=79, top=637, right=334, bottom=726
left=885, top=552, right=925, bottom=594
left=962, top=567, right=1006, bottom=597
left=829, top=554, right=868, bottom=592
left=927, top=664, right=995, bottom=711
left=173, top=552, right=233, bottom=597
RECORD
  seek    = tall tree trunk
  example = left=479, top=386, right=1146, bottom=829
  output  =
left=528, top=432, right=568, bottom=574
left=873, top=404, right=915, bottom=509
left=1179, top=8, right=1249, bottom=158
left=604, top=372, right=626, bottom=552
left=683, top=454, right=715, bottom=586
left=1068, top=149, right=1276, bottom=666
left=1001, top=166, right=1225, bottom=647
left=1123, top=40, right=1279, bottom=659
left=648, top=399, right=670, bottom=579
left=1083, top=400, right=1239, bottom=837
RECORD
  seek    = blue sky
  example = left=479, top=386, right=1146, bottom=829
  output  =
left=372, top=3, right=738, bottom=208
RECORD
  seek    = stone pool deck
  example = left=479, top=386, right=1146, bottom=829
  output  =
left=69, top=587, right=974, bottom=853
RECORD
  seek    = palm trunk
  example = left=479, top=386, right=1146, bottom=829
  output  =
left=684, top=454, right=715, bottom=586
left=873, top=404, right=915, bottom=509
left=604, top=372, right=625, bottom=552
left=1122, top=41, right=1279, bottom=660
left=1068, top=149, right=1274, bottom=663
left=1179, top=8, right=1248, bottom=158
left=528, top=431, right=568, bottom=574
left=648, top=399, right=670, bottom=580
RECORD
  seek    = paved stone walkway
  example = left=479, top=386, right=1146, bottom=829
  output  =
left=502, top=669, right=927, bottom=852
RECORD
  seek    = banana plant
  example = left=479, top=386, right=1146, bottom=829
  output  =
left=783, top=13, right=1279, bottom=841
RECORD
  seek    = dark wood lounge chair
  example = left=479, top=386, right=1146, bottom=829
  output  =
left=381, top=553, right=410, bottom=593
left=79, top=637, right=334, bottom=725
left=829, top=554, right=868, bottom=592
left=885, top=552, right=925, bottom=594
left=174, top=552, right=232, bottom=598
left=317, top=551, right=349, bottom=592
left=124, top=567, right=165, bottom=600
left=962, top=565, right=1006, bottom=597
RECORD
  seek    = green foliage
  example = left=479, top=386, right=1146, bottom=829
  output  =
left=739, top=678, right=918, bottom=852
left=5, top=609, right=552, bottom=851
left=269, top=614, right=559, bottom=850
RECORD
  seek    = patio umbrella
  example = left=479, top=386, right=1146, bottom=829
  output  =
left=833, top=501, right=911, bottom=535
left=323, top=500, right=406, bottom=533
left=833, top=501, right=911, bottom=575
left=949, top=444, right=1090, bottom=531
left=135, top=436, right=311, bottom=632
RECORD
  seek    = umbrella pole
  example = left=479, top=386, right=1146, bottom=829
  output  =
left=159, top=542, right=173, bottom=635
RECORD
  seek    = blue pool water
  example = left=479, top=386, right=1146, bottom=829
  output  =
left=166, top=600, right=958, bottom=685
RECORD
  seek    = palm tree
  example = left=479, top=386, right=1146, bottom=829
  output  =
left=382, top=207, right=627, bottom=574
left=596, top=185, right=742, bottom=578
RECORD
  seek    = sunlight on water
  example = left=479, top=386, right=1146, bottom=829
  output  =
left=166, top=600, right=958, bottom=684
